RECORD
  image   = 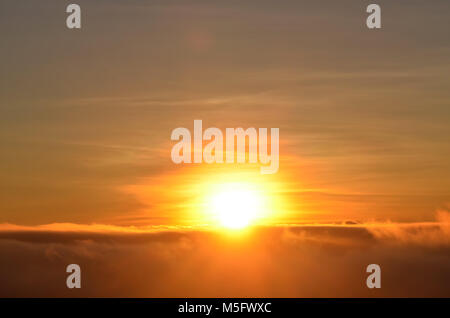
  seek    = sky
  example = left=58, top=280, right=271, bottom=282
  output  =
left=0, top=0, right=450, bottom=297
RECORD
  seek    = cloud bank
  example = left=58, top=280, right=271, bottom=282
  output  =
left=1, top=212, right=449, bottom=297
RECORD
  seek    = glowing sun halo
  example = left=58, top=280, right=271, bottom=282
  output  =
left=209, top=185, right=264, bottom=229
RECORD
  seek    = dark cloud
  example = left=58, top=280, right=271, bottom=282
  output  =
left=0, top=220, right=449, bottom=297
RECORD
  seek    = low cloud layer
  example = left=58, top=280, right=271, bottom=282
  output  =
left=1, top=212, right=449, bottom=297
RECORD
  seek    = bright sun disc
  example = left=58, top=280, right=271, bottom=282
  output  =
left=209, top=185, right=263, bottom=229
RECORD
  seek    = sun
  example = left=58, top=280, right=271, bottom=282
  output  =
left=126, top=166, right=290, bottom=229
left=208, top=183, right=264, bottom=229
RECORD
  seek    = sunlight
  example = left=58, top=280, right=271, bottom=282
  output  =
left=209, top=185, right=263, bottom=229
left=123, top=165, right=290, bottom=228
left=200, top=174, right=278, bottom=230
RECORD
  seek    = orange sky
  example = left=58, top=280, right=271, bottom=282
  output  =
left=1, top=0, right=450, bottom=297
left=1, top=1, right=450, bottom=229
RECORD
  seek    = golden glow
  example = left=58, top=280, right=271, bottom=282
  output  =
left=209, top=184, right=263, bottom=229
left=123, top=165, right=291, bottom=228
left=196, top=166, right=288, bottom=229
